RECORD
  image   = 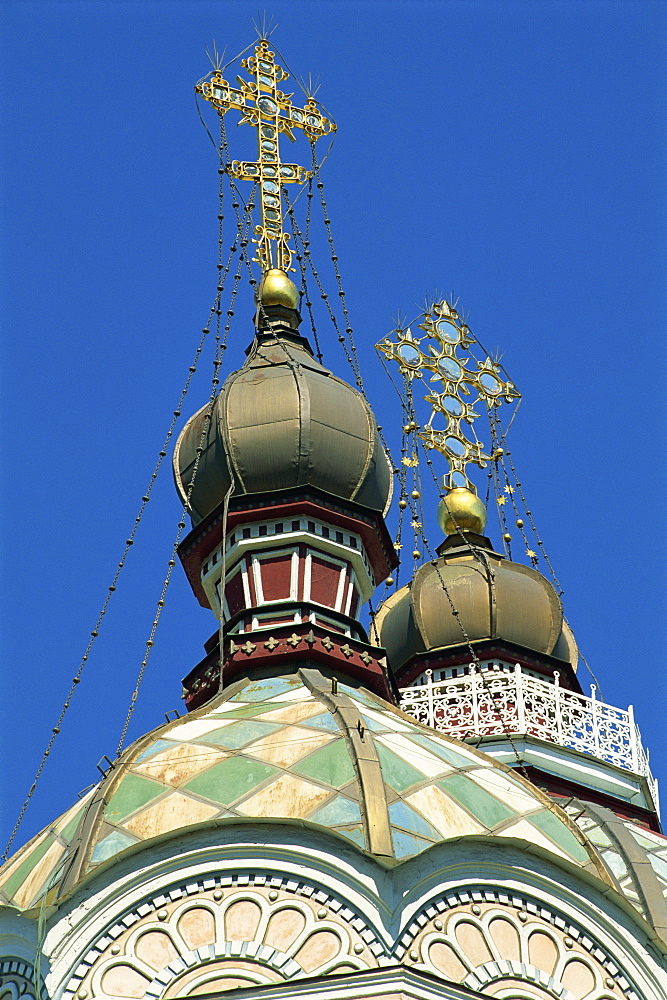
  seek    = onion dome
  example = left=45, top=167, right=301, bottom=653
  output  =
left=174, top=274, right=392, bottom=524
left=376, top=490, right=577, bottom=673
left=0, top=667, right=607, bottom=911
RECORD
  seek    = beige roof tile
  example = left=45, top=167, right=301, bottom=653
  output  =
left=235, top=773, right=332, bottom=819
left=245, top=725, right=334, bottom=768
left=406, top=784, right=485, bottom=838
left=124, top=792, right=219, bottom=839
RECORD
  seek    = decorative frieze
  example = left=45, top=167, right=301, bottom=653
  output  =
left=63, top=874, right=381, bottom=1000
left=399, top=889, right=639, bottom=1000
left=59, top=876, right=646, bottom=1000
left=0, top=959, right=46, bottom=1000
left=182, top=623, right=391, bottom=709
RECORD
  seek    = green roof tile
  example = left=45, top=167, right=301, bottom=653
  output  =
left=411, top=733, right=480, bottom=769
left=184, top=757, right=277, bottom=806
left=0, top=834, right=56, bottom=899
left=294, top=739, right=356, bottom=788
left=58, top=802, right=87, bottom=842
left=105, top=774, right=165, bottom=824
left=438, top=773, right=515, bottom=829
left=197, top=719, right=282, bottom=749
left=376, top=742, right=425, bottom=792
left=530, top=810, right=590, bottom=863
left=310, top=796, right=362, bottom=826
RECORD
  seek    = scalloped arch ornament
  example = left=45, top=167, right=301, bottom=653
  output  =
left=0, top=960, right=46, bottom=1000
left=67, top=878, right=380, bottom=1000
left=62, top=876, right=648, bottom=1000
left=402, top=892, right=636, bottom=1000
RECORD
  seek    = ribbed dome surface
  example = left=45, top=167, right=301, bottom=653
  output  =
left=174, top=333, right=392, bottom=524
left=0, top=667, right=605, bottom=910
left=376, top=540, right=571, bottom=672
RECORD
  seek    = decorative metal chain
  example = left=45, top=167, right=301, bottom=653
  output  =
left=115, top=188, right=256, bottom=756
left=373, top=357, right=530, bottom=778
left=402, top=378, right=427, bottom=564
left=489, top=407, right=564, bottom=587
left=489, top=410, right=539, bottom=568
left=281, top=186, right=355, bottom=362
left=485, top=464, right=493, bottom=507
left=302, top=177, right=324, bottom=361
left=218, top=119, right=257, bottom=291
left=1, top=263, right=230, bottom=867
left=310, top=144, right=364, bottom=387
left=488, top=408, right=605, bottom=697
left=575, top=650, right=605, bottom=701
left=0, top=125, right=255, bottom=861
left=115, top=399, right=218, bottom=757
left=209, top=184, right=254, bottom=693
left=367, top=596, right=381, bottom=646
left=281, top=182, right=399, bottom=488
left=395, top=467, right=410, bottom=576
left=369, top=375, right=420, bottom=639
left=393, top=427, right=410, bottom=590
left=366, top=357, right=421, bottom=644
left=214, top=122, right=225, bottom=348
left=489, top=415, right=513, bottom=560
left=283, top=182, right=323, bottom=361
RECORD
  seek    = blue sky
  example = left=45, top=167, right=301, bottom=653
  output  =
left=1, top=0, right=665, bottom=851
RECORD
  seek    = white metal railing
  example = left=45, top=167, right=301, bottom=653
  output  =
left=399, top=663, right=658, bottom=810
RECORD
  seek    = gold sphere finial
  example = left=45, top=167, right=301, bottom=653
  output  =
left=257, top=269, right=299, bottom=310
left=437, top=487, right=487, bottom=536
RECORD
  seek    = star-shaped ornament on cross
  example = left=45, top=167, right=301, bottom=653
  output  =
left=197, top=39, right=336, bottom=272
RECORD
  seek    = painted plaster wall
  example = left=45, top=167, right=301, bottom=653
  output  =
left=10, top=826, right=665, bottom=1000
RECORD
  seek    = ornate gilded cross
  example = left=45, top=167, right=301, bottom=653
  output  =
left=377, top=300, right=520, bottom=491
left=197, top=39, right=336, bottom=272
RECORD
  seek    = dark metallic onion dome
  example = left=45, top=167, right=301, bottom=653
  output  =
left=174, top=310, right=392, bottom=524
left=375, top=534, right=578, bottom=673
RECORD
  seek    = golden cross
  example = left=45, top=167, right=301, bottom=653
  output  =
left=197, top=39, right=336, bottom=272
left=377, top=300, right=520, bottom=491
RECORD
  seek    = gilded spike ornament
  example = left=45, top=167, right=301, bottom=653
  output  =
left=197, top=39, right=336, bottom=272
left=377, top=299, right=520, bottom=490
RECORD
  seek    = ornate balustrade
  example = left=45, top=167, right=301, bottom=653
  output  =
left=399, top=663, right=658, bottom=809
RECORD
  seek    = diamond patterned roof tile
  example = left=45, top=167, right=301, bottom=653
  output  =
left=0, top=668, right=611, bottom=909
